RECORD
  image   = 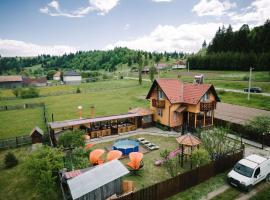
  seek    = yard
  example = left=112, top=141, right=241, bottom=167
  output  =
left=91, top=134, right=184, bottom=190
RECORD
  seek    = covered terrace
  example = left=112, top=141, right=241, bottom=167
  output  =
left=48, top=108, right=153, bottom=146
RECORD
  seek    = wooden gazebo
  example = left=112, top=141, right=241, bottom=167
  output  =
left=176, top=133, right=202, bottom=168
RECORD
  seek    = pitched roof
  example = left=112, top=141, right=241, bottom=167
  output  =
left=53, top=71, right=61, bottom=77
left=0, top=75, right=22, bottom=83
left=23, top=77, right=47, bottom=84
left=63, top=71, right=80, bottom=76
left=176, top=133, right=202, bottom=146
left=146, top=79, right=220, bottom=105
left=29, top=126, right=44, bottom=136
left=67, top=160, right=129, bottom=199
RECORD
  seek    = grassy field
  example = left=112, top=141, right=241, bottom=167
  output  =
left=0, top=108, right=45, bottom=139
left=93, top=134, right=183, bottom=190
left=0, top=147, right=61, bottom=200
left=211, top=187, right=241, bottom=200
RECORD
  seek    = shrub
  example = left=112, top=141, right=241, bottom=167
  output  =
left=65, top=147, right=89, bottom=171
left=20, top=87, right=39, bottom=99
left=102, top=74, right=109, bottom=80
left=76, top=87, right=81, bottom=93
left=160, top=149, right=179, bottom=177
left=192, top=148, right=210, bottom=167
left=58, top=130, right=85, bottom=148
left=4, top=152, right=18, bottom=168
left=242, top=75, right=249, bottom=81
left=218, top=90, right=225, bottom=95
left=12, top=88, right=21, bottom=97
left=247, top=116, right=270, bottom=136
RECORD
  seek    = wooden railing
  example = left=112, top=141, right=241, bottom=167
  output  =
left=152, top=99, right=165, bottom=108
left=200, top=101, right=216, bottom=111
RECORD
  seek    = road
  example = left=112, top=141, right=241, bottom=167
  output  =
left=123, top=76, right=270, bottom=96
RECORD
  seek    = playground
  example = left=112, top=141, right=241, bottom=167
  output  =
left=86, top=133, right=198, bottom=190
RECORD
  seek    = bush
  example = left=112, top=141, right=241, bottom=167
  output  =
left=247, top=116, right=270, bottom=136
left=192, top=148, right=210, bottom=167
left=102, top=74, right=109, bottom=80
left=4, top=152, right=18, bottom=168
left=20, top=87, right=39, bottom=99
left=58, top=130, right=85, bottom=148
left=76, top=87, right=81, bottom=93
left=242, top=75, right=249, bottom=81
left=65, top=147, right=89, bottom=171
left=12, top=88, right=21, bottom=97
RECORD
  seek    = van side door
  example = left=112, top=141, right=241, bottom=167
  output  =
left=253, top=167, right=264, bottom=185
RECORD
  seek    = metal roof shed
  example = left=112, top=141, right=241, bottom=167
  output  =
left=67, top=160, right=129, bottom=200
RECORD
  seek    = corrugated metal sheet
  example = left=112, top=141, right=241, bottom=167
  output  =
left=67, top=160, right=129, bottom=200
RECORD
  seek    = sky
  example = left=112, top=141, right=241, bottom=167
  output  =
left=0, top=0, right=269, bottom=57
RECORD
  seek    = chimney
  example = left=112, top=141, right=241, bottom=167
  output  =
left=90, top=106, right=95, bottom=118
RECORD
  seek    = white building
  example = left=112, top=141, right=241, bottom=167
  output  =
left=63, top=71, right=82, bottom=85
left=53, top=71, right=61, bottom=81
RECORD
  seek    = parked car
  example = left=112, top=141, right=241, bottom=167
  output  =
left=227, top=154, right=270, bottom=191
left=243, top=87, right=262, bottom=93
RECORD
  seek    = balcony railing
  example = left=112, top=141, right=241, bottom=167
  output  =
left=152, top=99, right=165, bottom=108
left=200, top=101, right=216, bottom=111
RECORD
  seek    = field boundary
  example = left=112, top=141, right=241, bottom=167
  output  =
left=0, top=102, right=45, bottom=111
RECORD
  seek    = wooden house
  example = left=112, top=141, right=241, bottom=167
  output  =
left=146, top=79, right=220, bottom=130
left=0, top=75, right=23, bottom=88
left=30, top=127, right=44, bottom=144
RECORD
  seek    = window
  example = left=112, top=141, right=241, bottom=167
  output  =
left=202, top=92, right=209, bottom=101
left=254, top=167, right=260, bottom=178
left=158, top=90, right=164, bottom=99
left=158, top=109, right=163, bottom=117
left=174, top=113, right=177, bottom=122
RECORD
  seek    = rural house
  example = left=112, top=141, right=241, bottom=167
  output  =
left=63, top=71, right=82, bottom=85
left=0, top=75, right=23, bottom=88
left=23, top=77, right=47, bottom=87
left=53, top=71, right=61, bottom=81
left=146, top=79, right=220, bottom=130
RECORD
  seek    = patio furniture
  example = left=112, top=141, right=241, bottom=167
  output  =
left=137, top=137, right=145, bottom=142
left=148, top=145, right=159, bottom=150
left=141, top=140, right=150, bottom=145
left=145, top=143, right=156, bottom=148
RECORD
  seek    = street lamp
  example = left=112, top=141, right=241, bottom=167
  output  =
left=247, top=67, right=254, bottom=100
left=78, top=105, right=83, bottom=119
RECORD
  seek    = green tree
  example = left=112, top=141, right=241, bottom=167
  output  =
left=247, top=116, right=270, bottom=136
left=20, top=87, right=39, bottom=99
left=160, top=149, right=179, bottom=177
left=58, top=130, right=85, bottom=148
left=149, top=66, right=156, bottom=82
left=46, top=70, right=56, bottom=80
left=12, top=88, right=21, bottom=97
left=24, top=146, right=64, bottom=199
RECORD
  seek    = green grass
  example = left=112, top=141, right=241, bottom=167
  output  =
left=218, top=91, right=270, bottom=111
left=93, top=134, right=183, bottom=190
left=0, top=147, right=61, bottom=200
left=168, top=173, right=227, bottom=200
left=211, top=187, right=241, bottom=200
left=0, top=108, right=45, bottom=139
left=249, top=184, right=270, bottom=200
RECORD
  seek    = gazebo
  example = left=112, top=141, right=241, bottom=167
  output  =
left=176, top=133, right=202, bottom=168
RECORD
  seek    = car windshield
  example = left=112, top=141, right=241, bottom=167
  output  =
left=233, top=163, right=254, bottom=178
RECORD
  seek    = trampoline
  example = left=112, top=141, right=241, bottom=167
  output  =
left=113, top=139, right=139, bottom=155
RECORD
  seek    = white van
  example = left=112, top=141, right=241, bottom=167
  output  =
left=227, top=154, right=270, bottom=191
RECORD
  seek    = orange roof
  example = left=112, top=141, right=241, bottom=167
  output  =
left=146, top=79, right=219, bottom=105
left=176, top=133, right=202, bottom=146
left=0, top=75, right=22, bottom=82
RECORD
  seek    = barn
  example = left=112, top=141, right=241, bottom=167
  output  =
left=63, top=71, right=82, bottom=85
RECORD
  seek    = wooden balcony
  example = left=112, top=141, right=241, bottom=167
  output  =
left=152, top=99, right=165, bottom=108
left=200, top=101, right=216, bottom=111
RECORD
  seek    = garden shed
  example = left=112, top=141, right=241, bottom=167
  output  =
left=66, top=160, right=129, bottom=200
left=30, top=127, right=44, bottom=144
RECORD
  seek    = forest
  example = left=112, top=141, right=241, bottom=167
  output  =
left=0, top=48, right=185, bottom=75
left=188, top=20, right=270, bottom=71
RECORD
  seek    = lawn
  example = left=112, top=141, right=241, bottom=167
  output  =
left=0, top=107, right=45, bottom=139
left=211, top=187, right=241, bottom=200
left=168, top=173, right=227, bottom=200
left=250, top=183, right=270, bottom=200
left=92, top=134, right=183, bottom=190
left=0, top=147, right=62, bottom=200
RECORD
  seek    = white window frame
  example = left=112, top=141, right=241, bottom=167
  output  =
left=158, top=90, right=164, bottom=99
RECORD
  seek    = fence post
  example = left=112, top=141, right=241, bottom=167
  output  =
left=16, top=137, right=18, bottom=147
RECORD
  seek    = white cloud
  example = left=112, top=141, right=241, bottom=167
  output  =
left=40, top=0, right=119, bottom=18
left=124, top=24, right=130, bottom=30
left=192, top=0, right=236, bottom=16
left=152, top=0, right=173, bottom=2
left=105, top=23, right=223, bottom=53
left=229, top=0, right=270, bottom=25
left=0, top=39, right=77, bottom=57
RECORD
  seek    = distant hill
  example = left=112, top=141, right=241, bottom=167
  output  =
left=188, top=20, right=270, bottom=71
left=0, top=48, right=186, bottom=75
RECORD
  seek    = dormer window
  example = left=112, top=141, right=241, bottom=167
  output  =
left=158, top=90, right=164, bottom=99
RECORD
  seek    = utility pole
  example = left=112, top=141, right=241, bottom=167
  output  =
left=187, top=61, right=189, bottom=73
left=247, top=67, right=253, bottom=100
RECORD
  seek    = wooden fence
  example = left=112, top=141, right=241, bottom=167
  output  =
left=116, top=149, right=243, bottom=200
left=0, top=102, right=45, bottom=111
left=0, top=135, right=32, bottom=149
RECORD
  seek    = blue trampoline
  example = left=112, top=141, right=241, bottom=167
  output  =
left=113, top=139, right=139, bottom=155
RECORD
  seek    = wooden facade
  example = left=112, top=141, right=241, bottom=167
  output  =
left=146, top=79, right=220, bottom=130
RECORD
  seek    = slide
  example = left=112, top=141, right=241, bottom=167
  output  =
left=154, top=148, right=181, bottom=166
